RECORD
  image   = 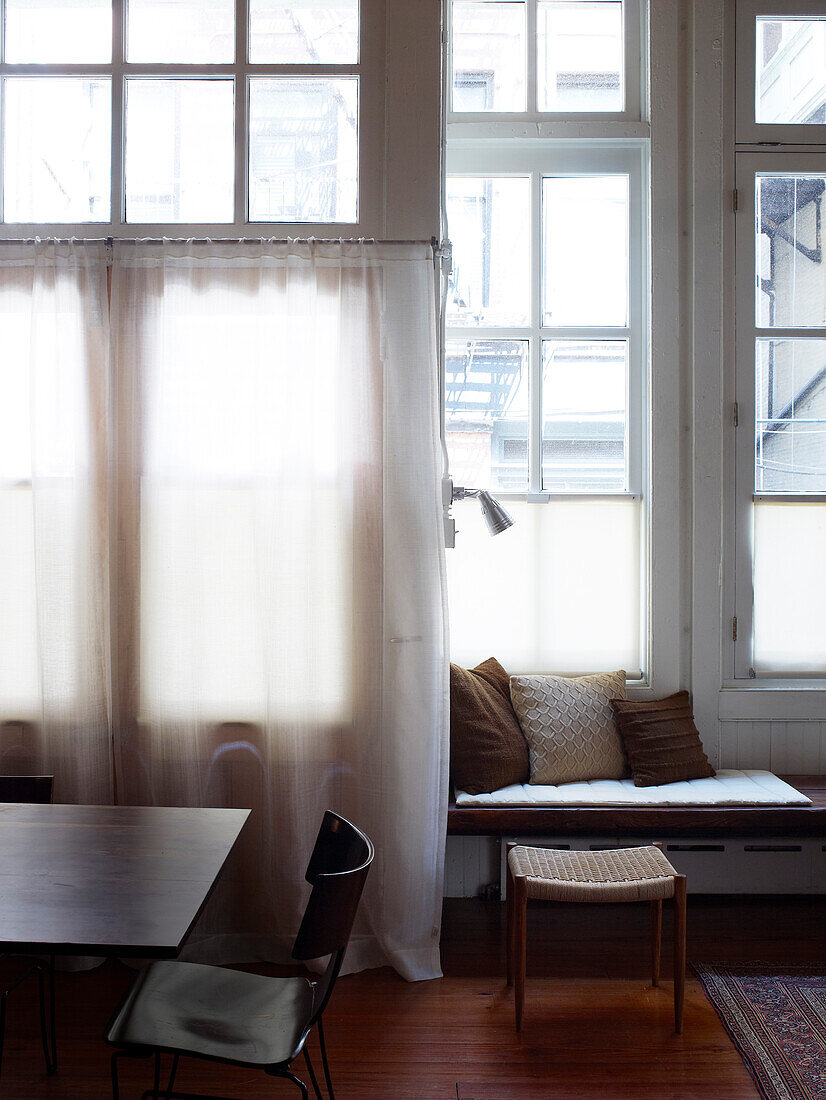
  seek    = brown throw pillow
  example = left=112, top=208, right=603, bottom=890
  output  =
left=450, top=658, right=530, bottom=795
left=610, top=691, right=716, bottom=787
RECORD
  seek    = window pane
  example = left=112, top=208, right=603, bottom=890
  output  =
left=445, top=339, right=529, bottom=492
left=755, top=339, right=826, bottom=493
left=753, top=502, right=826, bottom=673
left=4, top=0, right=111, bottom=63
left=756, top=175, right=826, bottom=329
left=542, top=174, right=628, bottom=326
left=249, top=78, right=358, bottom=223
left=756, top=19, right=826, bottom=125
left=447, top=497, right=641, bottom=673
left=125, top=80, right=234, bottom=223
left=249, top=1, right=359, bottom=63
left=537, top=0, right=623, bottom=112
left=447, top=176, right=530, bottom=327
left=3, top=78, right=111, bottom=223
left=127, top=0, right=234, bottom=63
left=451, top=1, right=526, bottom=112
left=542, top=340, right=627, bottom=491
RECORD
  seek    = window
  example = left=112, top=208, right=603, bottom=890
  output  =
left=736, top=0, right=826, bottom=143
left=445, top=0, right=648, bottom=676
left=0, top=0, right=382, bottom=234
left=449, top=0, right=642, bottom=120
left=734, top=2, right=826, bottom=676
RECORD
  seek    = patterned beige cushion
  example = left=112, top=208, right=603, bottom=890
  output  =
left=509, top=670, right=628, bottom=785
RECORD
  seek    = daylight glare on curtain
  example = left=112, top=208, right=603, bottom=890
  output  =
left=0, top=242, right=112, bottom=803
left=110, top=240, right=448, bottom=979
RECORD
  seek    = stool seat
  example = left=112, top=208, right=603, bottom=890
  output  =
left=506, top=842, right=686, bottom=1035
left=508, top=844, right=678, bottom=904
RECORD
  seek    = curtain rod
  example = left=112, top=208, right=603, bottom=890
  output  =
left=0, top=235, right=450, bottom=262
left=0, top=236, right=441, bottom=247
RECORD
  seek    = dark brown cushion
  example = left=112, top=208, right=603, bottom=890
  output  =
left=450, top=658, right=529, bottom=795
left=610, top=691, right=716, bottom=788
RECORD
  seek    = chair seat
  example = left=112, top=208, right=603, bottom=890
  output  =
left=508, top=844, right=678, bottom=903
left=105, top=960, right=315, bottom=1068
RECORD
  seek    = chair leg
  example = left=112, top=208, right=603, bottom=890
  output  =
left=513, top=876, right=528, bottom=1033
left=506, top=856, right=515, bottom=986
left=650, top=899, right=662, bottom=988
left=111, top=1050, right=127, bottom=1100
left=304, top=1045, right=324, bottom=1100
left=0, top=983, right=8, bottom=1079
left=673, top=875, right=687, bottom=1034
left=317, top=1015, right=335, bottom=1100
left=164, top=1053, right=180, bottom=1099
left=153, top=1050, right=162, bottom=1098
left=0, top=960, right=54, bottom=1078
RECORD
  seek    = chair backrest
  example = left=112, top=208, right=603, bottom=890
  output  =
left=0, top=775, right=53, bottom=804
left=291, top=811, right=373, bottom=1019
left=292, top=810, right=373, bottom=961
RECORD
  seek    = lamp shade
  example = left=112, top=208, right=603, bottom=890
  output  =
left=477, top=490, right=514, bottom=536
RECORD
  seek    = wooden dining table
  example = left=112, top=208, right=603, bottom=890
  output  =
left=0, top=801, right=249, bottom=1075
left=0, top=802, right=249, bottom=957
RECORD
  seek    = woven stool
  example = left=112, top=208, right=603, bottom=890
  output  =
left=506, top=843, right=686, bottom=1033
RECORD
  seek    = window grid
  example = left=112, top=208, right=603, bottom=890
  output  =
left=445, top=146, right=645, bottom=500
left=0, top=0, right=370, bottom=235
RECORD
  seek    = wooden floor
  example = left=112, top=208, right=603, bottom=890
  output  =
left=3, top=895, right=826, bottom=1098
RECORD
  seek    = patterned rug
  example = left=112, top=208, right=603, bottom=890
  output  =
left=694, top=963, right=826, bottom=1100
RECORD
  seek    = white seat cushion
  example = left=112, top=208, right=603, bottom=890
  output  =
left=454, top=769, right=811, bottom=807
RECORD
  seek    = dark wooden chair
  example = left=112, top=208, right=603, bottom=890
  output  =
left=106, top=810, right=374, bottom=1100
left=0, top=775, right=56, bottom=1078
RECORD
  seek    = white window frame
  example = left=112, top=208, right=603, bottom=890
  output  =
left=447, top=0, right=645, bottom=124
left=0, top=0, right=386, bottom=239
left=733, top=150, right=826, bottom=679
left=735, top=0, right=826, bottom=146
left=445, top=139, right=648, bottom=501
left=444, top=0, right=651, bottom=681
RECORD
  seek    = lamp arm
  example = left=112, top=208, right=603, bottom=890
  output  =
left=450, top=484, right=481, bottom=502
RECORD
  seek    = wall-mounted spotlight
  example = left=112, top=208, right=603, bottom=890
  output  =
left=443, top=478, right=514, bottom=547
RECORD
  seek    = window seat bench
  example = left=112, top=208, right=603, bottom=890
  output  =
left=445, top=774, right=826, bottom=896
left=448, top=771, right=826, bottom=839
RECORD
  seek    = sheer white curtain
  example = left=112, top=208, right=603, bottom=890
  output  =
left=0, top=241, right=112, bottom=803
left=110, top=240, right=448, bottom=979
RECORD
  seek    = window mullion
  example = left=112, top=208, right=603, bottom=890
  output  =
left=526, top=0, right=537, bottom=114
left=0, top=0, right=4, bottom=225
left=111, top=0, right=124, bottom=225
left=235, top=0, right=248, bottom=225
left=530, top=167, right=542, bottom=493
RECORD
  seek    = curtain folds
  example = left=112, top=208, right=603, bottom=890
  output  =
left=0, top=238, right=448, bottom=981
left=0, top=241, right=113, bottom=805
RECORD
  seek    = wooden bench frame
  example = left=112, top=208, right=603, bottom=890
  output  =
left=448, top=776, right=826, bottom=839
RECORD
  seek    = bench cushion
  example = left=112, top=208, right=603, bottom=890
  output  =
left=454, top=769, right=811, bottom=808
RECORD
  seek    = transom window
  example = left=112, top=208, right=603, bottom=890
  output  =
left=0, top=0, right=378, bottom=234
left=450, top=0, right=641, bottom=120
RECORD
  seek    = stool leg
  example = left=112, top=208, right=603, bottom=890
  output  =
left=673, top=875, right=686, bottom=1034
left=650, top=899, right=662, bottom=987
left=506, top=859, right=515, bottom=986
left=514, top=877, right=527, bottom=1033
